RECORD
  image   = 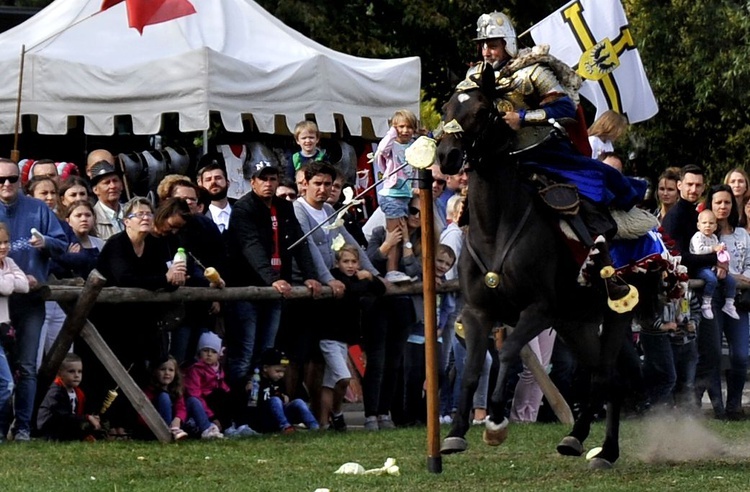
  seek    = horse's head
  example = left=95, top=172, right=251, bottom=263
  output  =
left=437, top=63, right=513, bottom=175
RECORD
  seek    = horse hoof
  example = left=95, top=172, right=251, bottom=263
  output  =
left=588, top=457, right=614, bottom=470
left=482, top=418, right=509, bottom=446
left=557, top=436, right=584, bottom=456
left=441, top=437, right=469, bottom=454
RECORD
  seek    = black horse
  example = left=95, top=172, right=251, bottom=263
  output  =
left=436, top=67, right=647, bottom=469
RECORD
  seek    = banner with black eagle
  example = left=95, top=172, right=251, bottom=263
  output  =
left=529, top=0, right=658, bottom=123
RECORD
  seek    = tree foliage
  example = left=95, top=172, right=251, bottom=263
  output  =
left=10, top=0, right=750, bottom=182
left=626, top=0, right=750, bottom=182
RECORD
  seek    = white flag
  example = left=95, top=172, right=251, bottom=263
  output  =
left=529, top=0, right=658, bottom=123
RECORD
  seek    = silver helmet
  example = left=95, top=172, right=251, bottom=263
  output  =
left=473, top=12, right=518, bottom=58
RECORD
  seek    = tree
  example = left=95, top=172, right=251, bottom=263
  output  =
left=626, top=0, right=750, bottom=183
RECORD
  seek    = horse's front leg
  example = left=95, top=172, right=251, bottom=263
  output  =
left=441, top=306, right=493, bottom=454
left=484, top=305, right=553, bottom=446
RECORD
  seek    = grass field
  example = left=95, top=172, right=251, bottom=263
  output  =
left=3, top=417, right=750, bottom=491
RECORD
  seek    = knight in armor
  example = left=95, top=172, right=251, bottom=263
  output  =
left=465, top=12, right=646, bottom=306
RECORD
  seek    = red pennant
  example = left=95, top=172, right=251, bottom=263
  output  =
left=101, top=0, right=196, bottom=34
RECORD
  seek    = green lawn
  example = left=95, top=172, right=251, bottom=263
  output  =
left=2, top=417, right=750, bottom=491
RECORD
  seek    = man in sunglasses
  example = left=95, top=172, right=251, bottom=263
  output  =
left=0, top=157, right=68, bottom=442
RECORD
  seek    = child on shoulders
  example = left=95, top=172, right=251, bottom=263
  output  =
left=255, top=348, right=319, bottom=434
left=374, top=109, right=418, bottom=283
left=292, top=120, right=327, bottom=174
left=37, top=353, right=102, bottom=441
left=689, top=209, right=739, bottom=320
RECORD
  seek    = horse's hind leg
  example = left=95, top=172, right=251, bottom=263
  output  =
left=441, top=307, right=492, bottom=454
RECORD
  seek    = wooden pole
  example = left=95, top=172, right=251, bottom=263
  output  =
left=519, top=344, right=574, bottom=425
left=79, top=321, right=172, bottom=443
left=40, top=269, right=106, bottom=381
left=418, top=169, right=442, bottom=473
left=11, top=45, right=26, bottom=164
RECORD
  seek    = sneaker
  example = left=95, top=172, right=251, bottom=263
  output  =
left=223, top=425, right=240, bottom=438
left=364, top=416, right=379, bottom=431
left=237, top=424, right=260, bottom=437
left=722, top=302, right=740, bottom=320
left=201, top=423, right=224, bottom=440
left=331, top=413, right=347, bottom=432
left=282, top=425, right=296, bottom=435
left=13, top=429, right=30, bottom=443
left=701, top=303, right=714, bottom=320
left=385, top=270, right=413, bottom=283
left=170, top=427, right=188, bottom=441
left=377, top=414, right=396, bottom=430
left=472, top=416, right=488, bottom=426
left=439, top=415, right=453, bottom=425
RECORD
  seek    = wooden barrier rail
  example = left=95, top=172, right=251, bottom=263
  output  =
left=40, top=279, right=461, bottom=303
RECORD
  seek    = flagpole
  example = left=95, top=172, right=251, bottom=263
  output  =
left=11, top=45, right=26, bottom=164
left=517, top=0, right=578, bottom=40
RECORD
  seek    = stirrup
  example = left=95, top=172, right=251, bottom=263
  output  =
left=606, top=278, right=639, bottom=313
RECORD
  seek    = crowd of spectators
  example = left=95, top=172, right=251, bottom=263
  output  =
left=2, top=112, right=748, bottom=443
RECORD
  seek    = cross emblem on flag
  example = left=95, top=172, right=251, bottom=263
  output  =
left=530, top=0, right=658, bottom=123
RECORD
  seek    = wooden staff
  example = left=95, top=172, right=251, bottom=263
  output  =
left=418, top=169, right=442, bottom=474
left=11, top=45, right=26, bottom=164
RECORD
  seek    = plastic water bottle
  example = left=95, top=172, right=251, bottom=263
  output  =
left=248, top=368, right=261, bottom=407
left=173, top=247, right=187, bottom=266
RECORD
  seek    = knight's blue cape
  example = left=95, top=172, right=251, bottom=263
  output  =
left=523, top=139, right=647, bottom=210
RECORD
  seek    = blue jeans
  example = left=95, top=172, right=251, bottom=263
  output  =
left=9, top=294, right=45, bottom=434
left=708, top=302, right=749, bottom=413
left=0, top=344, right=14, bottom=436
left=260, top=397, right=318, bottom=431
left=185, top=396, right=212, bottom=432
left=451, top=335, right=491, bottom=411
left=696, top=268, right=737, bottom=299
left=225, top=300, right=281, bottom=385
left=153, top=391, right=174, bottom=425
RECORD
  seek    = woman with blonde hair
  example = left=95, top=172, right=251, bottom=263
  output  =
left=724, top=168, right=750, bottom=227
left=588, top=110, right=629, bottom=160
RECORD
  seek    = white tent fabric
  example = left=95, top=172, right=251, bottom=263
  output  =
left=0, top=0, right=421, bottom=137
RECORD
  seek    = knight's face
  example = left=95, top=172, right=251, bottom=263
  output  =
left=481, top=39, right=508, bottom=67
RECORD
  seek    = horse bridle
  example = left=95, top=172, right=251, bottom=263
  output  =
left=440, top=90, right=532, bottom=290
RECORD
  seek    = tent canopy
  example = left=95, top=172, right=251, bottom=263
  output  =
left=0, top=0, right=421, bottom=137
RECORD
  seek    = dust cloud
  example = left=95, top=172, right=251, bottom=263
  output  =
left=636, top=413, right=750, bottom=463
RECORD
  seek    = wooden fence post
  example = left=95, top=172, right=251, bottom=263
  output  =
left=79, top=320, right=172, bottom=443
left=40, top=269, right=106, bottom=381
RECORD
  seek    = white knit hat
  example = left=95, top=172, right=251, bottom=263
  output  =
left=197, top=331, right=222, bottom=354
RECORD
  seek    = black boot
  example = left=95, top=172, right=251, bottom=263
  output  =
left=593, top=237, right=639, bottom=312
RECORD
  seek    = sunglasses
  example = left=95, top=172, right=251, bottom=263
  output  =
left=0, top=175, right=19, bottom=184
left=278, top=192, right=297, bottom=200
left=434, top=179, right=446, bottom=186
left=127, top=211, right=154, bottom=219
left=409, top=206, right=421, bottom=216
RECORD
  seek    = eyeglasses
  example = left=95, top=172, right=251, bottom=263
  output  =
left=126, top=211, right=154, bottom=219
left=408, top=206, right=421, bottom=216
left=0, top=175, right=19, bottom=184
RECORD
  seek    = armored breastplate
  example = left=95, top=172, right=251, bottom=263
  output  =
left=495, top=63, right=561, bottom=113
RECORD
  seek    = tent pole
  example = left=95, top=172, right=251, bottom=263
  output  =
left=202, top=129, right=209, bottom=155
left=11, top=45, right=26, bottom=163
